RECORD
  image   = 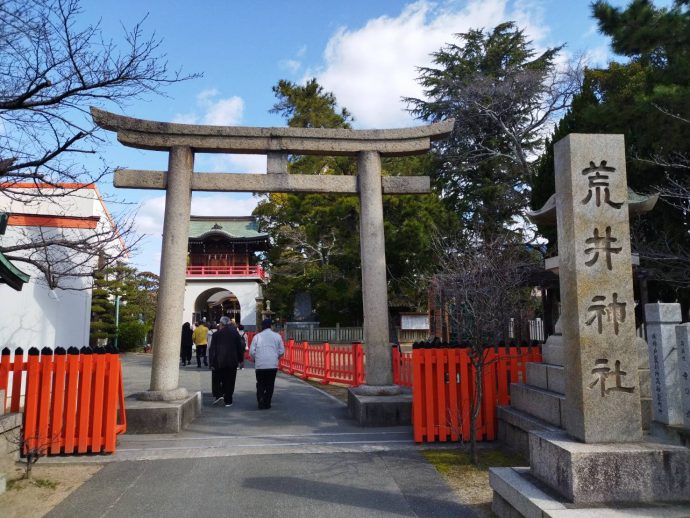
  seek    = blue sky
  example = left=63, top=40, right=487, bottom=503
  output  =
left=79, top=0, right=665, bottom=273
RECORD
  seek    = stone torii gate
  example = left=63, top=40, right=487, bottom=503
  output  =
left=92, top=107, right=453, bottom=402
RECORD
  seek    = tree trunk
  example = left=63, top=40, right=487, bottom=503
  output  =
left=470, top=353, right=484, bottom=465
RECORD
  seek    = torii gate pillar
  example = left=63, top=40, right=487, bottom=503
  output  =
left=358, top=150, right=392, bottom=386
left=92, top=107, right=453, bottom=407
left=147, top=146, right=193, bottom=399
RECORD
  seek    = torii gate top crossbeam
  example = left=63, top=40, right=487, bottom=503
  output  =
left=91, top=107, right=454, bottom=157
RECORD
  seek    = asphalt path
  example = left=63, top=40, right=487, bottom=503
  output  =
left=47, top=354, right=476, bottom=517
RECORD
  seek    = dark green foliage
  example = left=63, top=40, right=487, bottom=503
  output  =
left=255, top=80, right=457, bottom=324
left=531, top=1, right=690, bottom=299
left=407, top=22, right=567, bottom=238
left=271, top=79, right=353, bottom=129
left=89, top=263, right=158, bottom=348
left=90, top=272, right=115, bottom=343
left=117, top=320, right=148, bottom=351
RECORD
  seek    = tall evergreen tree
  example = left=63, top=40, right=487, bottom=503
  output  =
left=531, top=1, right=690, bottom=298
left=406, top=22, right=576, bottom=239
left=89, top=263, right=158, bottom=349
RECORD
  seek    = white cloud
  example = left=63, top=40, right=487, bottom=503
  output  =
left=196, top=153, right=268, bottom=174
left=172, top=90, right=244, bottom=126
left=203, top=96, right=244, bottom=126
left=584, top=45, right=610, bottom=67
left=311, top=0, right=549, bottom=128
left=191, top=193, right=259, bottom=217
left=135, top=195, right=166, bottom=236
left=196, top=88, right=220, bottom=107
left=280, top=59, right=301, bottom=74
left=171, top=113, right=198, bottom=124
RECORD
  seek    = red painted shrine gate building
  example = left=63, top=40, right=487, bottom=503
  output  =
left=182, top=216, right=268, bottom=329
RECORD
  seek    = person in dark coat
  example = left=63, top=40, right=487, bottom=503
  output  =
left=208, top=316, right=244, bottom=407
left=180, top=322, right=193, bottom=366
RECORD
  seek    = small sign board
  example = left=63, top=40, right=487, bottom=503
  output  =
left=401, top=313, right=429, bottom=330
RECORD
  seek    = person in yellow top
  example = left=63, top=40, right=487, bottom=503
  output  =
left=192, top=321, right=209, bottom=368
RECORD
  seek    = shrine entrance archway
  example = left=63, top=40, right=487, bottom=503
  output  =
left=92, top=107, right=453, bottom=400
left=192, top=288, right=240, bottom=324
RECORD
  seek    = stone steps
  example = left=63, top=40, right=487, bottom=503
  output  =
left=541, top=342, right=564, bottom=366
left=526, top=362, right=565, bottom=394
left=490, top=466, right=690, bottom=518
left=510, top=382, right=565, bottom=428
left=497, top=406, right=561, bottom=457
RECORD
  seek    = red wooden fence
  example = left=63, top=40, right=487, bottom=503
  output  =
left=242, top=335, right=541, bottom=443
left=0, top=346, right=127, bottom=455
left=410, top=345, right=541, bottom=443
left=276, top=340, right=365, bottom=386
left=245, top=333, right=365, bottom=386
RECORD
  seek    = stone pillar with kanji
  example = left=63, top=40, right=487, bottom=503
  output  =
left=491, top=134, right=690, bottom=516
left=555, top=134, right=642, bottom=443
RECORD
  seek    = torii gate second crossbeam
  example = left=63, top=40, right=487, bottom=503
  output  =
left=92, top=107, right=453, bottom=401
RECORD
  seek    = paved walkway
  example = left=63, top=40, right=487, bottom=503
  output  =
left=48, top=354, right=475, bottom=517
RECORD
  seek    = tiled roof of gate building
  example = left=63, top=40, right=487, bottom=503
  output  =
left=188, top=216, right=267, bottom=241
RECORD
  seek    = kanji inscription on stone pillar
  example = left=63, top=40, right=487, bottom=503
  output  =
left=555, top=134, right=642, bottom=443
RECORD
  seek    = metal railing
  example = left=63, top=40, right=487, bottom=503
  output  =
left=528, top=318, right=545, bottom=343
left=283, top=326, right=430, bottom=344
left=285, top=326, right=363, bottom=343
left=185, top=265, right=266, bottom=279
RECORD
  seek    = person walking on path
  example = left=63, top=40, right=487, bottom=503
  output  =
left=192, top=321, right=209, bottom=368
left=180, top=322, right=193, bottom=366
left=237, top=324, right=247, bottom=370
left=249, top=318, right=285, bottom=410
left=208, top=316, right=244, bottom=407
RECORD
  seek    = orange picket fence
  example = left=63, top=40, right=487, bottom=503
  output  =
left=279, top=340, right=365, bottom=386
left=409, top=345, right=541, bottom=443
left=245, top=332, right=365, bottom=386
left=0, top=346, right=127, bottom=455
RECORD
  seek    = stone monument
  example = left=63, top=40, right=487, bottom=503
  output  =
left=490, top=134, right=690, bottom=516
left=678, top=324, right=690, bottom=429
left=645, top=303, right=683, bottom=426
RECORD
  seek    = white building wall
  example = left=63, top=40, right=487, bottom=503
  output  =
left=183, top=279, right=262, bottom=328
left=0, top=185, right=121, bottom=351
left=0, top=274, right=92, bottom=351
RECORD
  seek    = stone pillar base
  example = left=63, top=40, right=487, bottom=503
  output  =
left=126, top=391, right=201, bottom=434
left=136, top=387, right=189, bottom=402
left=490, top=467, right=690, bottom=518
left=490, top=430, right=690, bottom=516
left=347, top=386, right=411, bottom=426
left=650, top=420, right=690, bottom=448
left=529, top=431, right=690, bottom=504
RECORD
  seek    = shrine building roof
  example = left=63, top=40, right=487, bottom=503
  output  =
left=526, top=188, right=659, bottom=226
left=188, top=216, right=267, bottom=242
left=0, top=212, right=30, bottom=291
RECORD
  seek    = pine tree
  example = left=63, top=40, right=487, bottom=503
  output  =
left=531, top=1, right=690, bottom=302
left=406, top=22, right=575, bottom=239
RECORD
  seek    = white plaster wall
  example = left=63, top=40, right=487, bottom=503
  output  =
left=0, top=187, right=97, bottom=217
left=0, top=185, right=120, bottom=352
left=0, top=266, right=92, bottom=351
left=183, top=280, right=262, bottom=328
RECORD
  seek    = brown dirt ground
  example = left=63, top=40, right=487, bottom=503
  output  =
left=0, top=461, right=101, bottom=518
left=303, top=378, right=350, bottom=402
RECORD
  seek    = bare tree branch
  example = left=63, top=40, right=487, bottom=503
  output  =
left=430, top=230, right=540, bottom=462
left=0, top=0, right=198, bottom=288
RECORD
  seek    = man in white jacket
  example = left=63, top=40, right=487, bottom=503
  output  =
left=249, top=318, right=285, bottom=410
